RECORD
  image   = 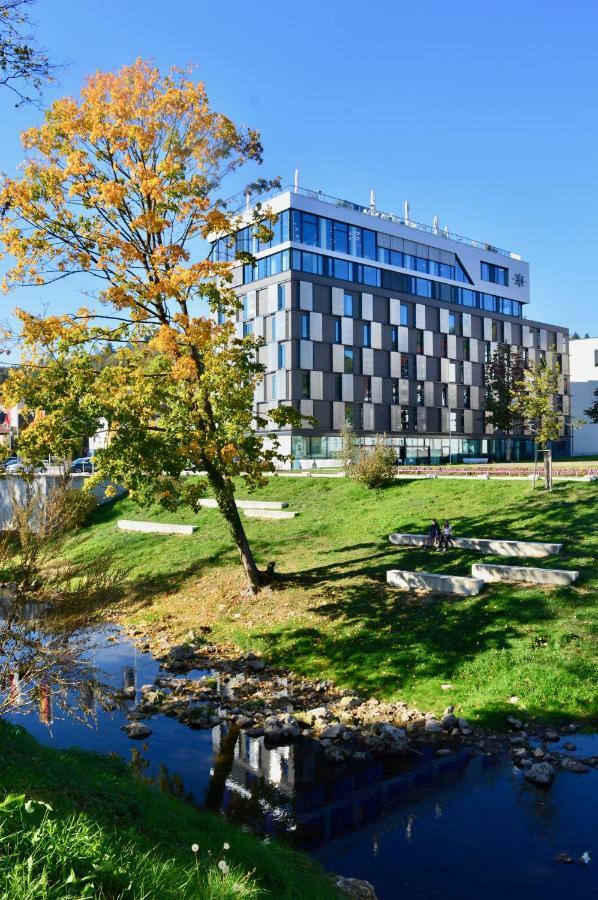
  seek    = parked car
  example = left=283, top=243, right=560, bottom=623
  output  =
left=0, top=455, right=19, bottom=470
left=69, top=457, right=94, bottom=474
left=4, top=457, right=47, bottom=475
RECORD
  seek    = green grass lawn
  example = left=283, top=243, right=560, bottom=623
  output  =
left=61, top=477, right=598, bottom=729
left=0, top=721, right=339, bottom=899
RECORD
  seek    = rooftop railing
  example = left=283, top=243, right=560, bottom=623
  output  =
left=233, top=183, right=521, bottom=260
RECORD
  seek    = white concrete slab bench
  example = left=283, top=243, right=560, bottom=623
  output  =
left=387, top=569, right=485, bottom=596
left=471, top=563, right=578, bottom=586
left=117, top=519, right=197, bottom=536
left=243, top=509, right=297, bottom=520
left=198, top=498, right=288, bottom=510
left=388, top=533, right=562, bottom=558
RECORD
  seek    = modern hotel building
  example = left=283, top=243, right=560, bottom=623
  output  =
left=212, top=187, right=570, bottom=465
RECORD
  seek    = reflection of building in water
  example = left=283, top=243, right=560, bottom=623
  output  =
left=210, top=725, right=472, bottom=848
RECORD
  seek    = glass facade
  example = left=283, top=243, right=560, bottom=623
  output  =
left=242, top=247, right=524, bottom=317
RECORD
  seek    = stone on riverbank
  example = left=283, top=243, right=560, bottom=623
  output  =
left=560, top=757, right=590, bottom=773
left=524, top=762, right=556, bottom=786
left=335, top=875, right=378, bottom=899
left=121, top=722, right=153, bottom=740
left=263, top=713, right=301, bottom=742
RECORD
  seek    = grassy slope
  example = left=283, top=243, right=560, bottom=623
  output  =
left=62, top=477, right=598, bottom=728
left=0, top=721, right=339, bottom=899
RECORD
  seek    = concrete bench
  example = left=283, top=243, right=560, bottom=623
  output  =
left=243, top=509, right=297, bottom=520
left=471, top=563, right=578, bottom=586
left=387, top=569, right=485, bottom=596
left=388, top=533, right=562, bottom=558
left=198, top=498, right=288, bottom=510
left=118, top=519, right=197, bottom=535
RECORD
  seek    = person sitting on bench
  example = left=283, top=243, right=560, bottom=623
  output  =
left=428, top=519, right=441, bottom=549
left=439, top=520, right=453, bottom=552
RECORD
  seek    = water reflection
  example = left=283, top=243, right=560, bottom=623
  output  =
left=2, top=623, right=597, bottom=900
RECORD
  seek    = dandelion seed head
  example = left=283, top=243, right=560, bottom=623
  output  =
left=191, top=843, right=199, bottom=853
left=223, top=842, right=230, bottom=850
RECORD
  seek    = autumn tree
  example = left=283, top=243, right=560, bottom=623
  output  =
left=510, top=359, right=565, bottom=489
left=0, top=59, right=303, bottom=593
left=483, top=343, right=525, bottom=462
left=0, top=0, right=55, bottom=104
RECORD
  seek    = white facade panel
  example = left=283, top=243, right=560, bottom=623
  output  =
left=300, top=399, right=314, bottom=423
left=462, top=313, right=472, bottom=338
left=371, top=321, right=382, bottom=349
left=299, top=280, right=313, bottom=311
left=463, top=361, right=473, bottom=385
left=247, top=290, right=257, bottom=319
left=332, top=287, right=344, bottom=316
left=310, top=370, right=323, bottom=400
left=470, top=338, right=479, bottom=363
left=361, top=293, right=373, bottom=320
left=300, top=340, right=313, bottom=370
left=416, top=355, right=427, bottom=381
left=423, top=330, right=433, bottom=356
left=484, top=318, right=493, bottom=341
left=372, top=376, right=383, bottom=404
left=341, top=317, right=354, bottom=345
left=389, top=298, right=401, bottom=325
left=276, top=309, right=287, bottom=341
left=390, top=351, right=401, bottom=378
left=398, top=326, right=409, bottom=352
left=342, top=374, right=354, bottom=402
left=253, top=316, right=264, bottom=338
left=440, top=308, right=450, bottom=334
left=332, top=344, right=344, bottom=373
left=362, top=403, right=375, bottom=431
left=310, top=311, right=323, bottom=342
left=440, top=358, right=450, bottom=382
left=503, top=321, right=512, bottom=344
left=416, top=303, right=426, bottom=329
left=447, top=334, right=457, bottom=359
left=332, top=402, right=345, bottom=430
left=362, top=347, right=374, bottom=375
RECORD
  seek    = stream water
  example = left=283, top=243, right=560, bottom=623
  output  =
left=3, top=623, right=597, bottom=899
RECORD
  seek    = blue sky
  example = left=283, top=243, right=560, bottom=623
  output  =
left=1, top=0, right=597, bottom=336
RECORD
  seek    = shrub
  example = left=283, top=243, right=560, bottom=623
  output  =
left=350, top=440, right=396, bottom=488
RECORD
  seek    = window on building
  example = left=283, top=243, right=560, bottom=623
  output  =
left=458, top=361, right=464, bottom=383
left=334, top=317, right=342, bottom=343
left=271, top=373, right=277, bottom=399
left=278, top=343, right=286, bottom=368
left=271, top=315, right=277, bottom=341
left=441, top=384, right=448, bottom=407
left=301, top=313, right=310, bottom=340
left=334, top=220, right=349, bottom=254
left=400, top=354, right=410, bottom=379
left=449, top=312, right=458, bottom=335
left=449, top=410, right=458, bottom=432
left=301, top=371, right=310, bottom=399
left=344, top=292, right=354, bottom=317
left=463, top=387, right=471, bottom=409
left=484, top=341, right=491, bottom=363
left=345, top=406, right=353, bottom=426
left=242, top=294, right=249, bottom=320
left=391, top=327, right=398, bottom=352
left=363, top=376, right=372, bottom=402
left=492, top=321, right=499, bottom=341
left=344, top=348, right=354, bottom=373
left=400, top=303, right=409, bottom=326
left=334, top=374, right=342, bottom=401
left=416, top=329, right=424, bottom=355
left=277, top=283, right=285, bottom=310
left=595, top=350, right=598, bottom=367
left=217, top=308, right=226, bottom=325
left=440, top=334, right=448, bottom=357
left=463, top=338, right=470, bottom=361
left=242, top=321, right=253, bottom=337
left=416, top=382, right=425, bottom=406
left=392, top=379, right=399, bottom=404
left=363, top=323, right=371, bottom=347
left=481, top=261, right=509, bottom=286
left=400, top=408, right=410, bottom=431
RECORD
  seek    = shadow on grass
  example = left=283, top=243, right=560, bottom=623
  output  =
left=256, top=484, right=598, bottom=729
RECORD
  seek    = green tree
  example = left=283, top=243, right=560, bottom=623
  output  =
left=0, top=0, right=55, bottom=104
left=0, top=60, right=303, bottom=594
left=510, top=359, right=564, bottom=489
left=584, top=388, right=598, bottom=424
left=483, top=343, right=524, bottom=461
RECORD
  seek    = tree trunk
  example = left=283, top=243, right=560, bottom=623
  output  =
left=544, top=448, right=552, bottom=491
left=506, top=433, right=512, bottom=463
left=532, top=445, right=538, bottom=490
left=204, top=464, right=262, bottom=593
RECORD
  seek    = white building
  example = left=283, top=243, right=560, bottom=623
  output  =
left=570, top=337, right=598, bottom=456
